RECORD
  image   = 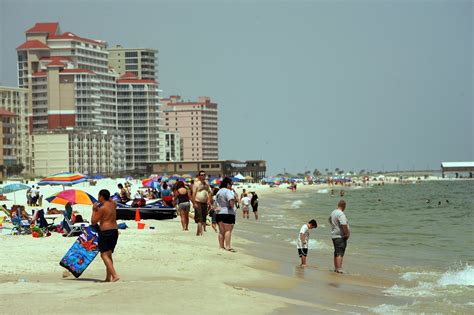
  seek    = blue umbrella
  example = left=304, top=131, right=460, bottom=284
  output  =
left=0, top=183, right=30, bottom=203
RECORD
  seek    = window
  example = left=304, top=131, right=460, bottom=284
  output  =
left=125, top=52, right=138, bottom=58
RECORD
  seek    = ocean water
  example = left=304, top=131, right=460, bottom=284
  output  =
left=235, top=181, right=473, bottom=313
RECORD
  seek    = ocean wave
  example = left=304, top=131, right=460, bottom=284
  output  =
left=317, top=189, right=329, bottom=194
left=385, top=264, right=474, bottom=298
left=371, top=302, right=419, bottom=314
left=288, top=239, right=330, bottom=250
left=384, top=282, right=438, bottom=297
left=437, top=264, right=474, bottom=286
left=401, top=271, right=438, bottom=281
left=290, top=200, right=303, bottom=209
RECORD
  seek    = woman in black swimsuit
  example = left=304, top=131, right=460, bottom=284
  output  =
left=174, top=181, right=191, bottom=231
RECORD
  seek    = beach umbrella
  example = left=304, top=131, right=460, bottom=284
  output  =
left=37, top=172, right=87, bottom=186
left=0, top=183, right=30, bottom=204
left=46, top=189, right=97, bottom=206
left=210, top=177, right=222, bottom=186
left=142, top=179, right=160, bottom=189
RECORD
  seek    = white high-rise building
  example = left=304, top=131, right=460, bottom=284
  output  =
left=117, top=72, right=164, bottom=170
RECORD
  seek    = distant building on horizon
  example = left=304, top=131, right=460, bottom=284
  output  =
left=161, top=95, right=218, bottom=161
left=146, top=160, right=266, bottom=180
left=107, top=45, right=158, bottom=81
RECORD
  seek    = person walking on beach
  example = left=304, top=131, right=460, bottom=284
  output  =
left=241, top=193, right=251, bottom=219
left=209, top=187, right=220, bottom=232
left=215, top=177, right=237, bottom=252
left=297, top=219, right=317, bottom=267
left=91, top=189, right=119, bottom=282
left=174, top=180, right=191, bottom=231
left=251, top=192, right=259, bottom=220
left=192, top=171, right=212, bottom=236
left=329, top=200, right=350, bottom=273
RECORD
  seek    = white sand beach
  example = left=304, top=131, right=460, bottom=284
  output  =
left=0, top=177, right=452, bottom=314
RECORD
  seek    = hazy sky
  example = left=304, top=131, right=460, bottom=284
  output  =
left=1, top=0, right=472, bottom=174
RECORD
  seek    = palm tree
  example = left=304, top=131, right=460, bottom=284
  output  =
left=313, top=169, right=321, bottom=177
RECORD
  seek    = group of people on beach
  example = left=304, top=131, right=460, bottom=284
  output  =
left=172, top=171, right=259, bottom=251
left=26, top=185, right=43, bottom=207
left=297, top=199, right=350, bottom=273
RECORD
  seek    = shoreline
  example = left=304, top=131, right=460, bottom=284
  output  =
left=0, top=219, right=317, bottom=314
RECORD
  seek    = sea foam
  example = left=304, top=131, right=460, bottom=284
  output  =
left=385, top=264, right=474, bottom=298
left=437, top=264, right=474, bottom=286
left=288, top=239, right=330, bottom=250
left=290, top=200, right=303, bottom=209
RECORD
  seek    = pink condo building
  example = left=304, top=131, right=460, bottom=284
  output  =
left=161, top=95, right=218, bottom=161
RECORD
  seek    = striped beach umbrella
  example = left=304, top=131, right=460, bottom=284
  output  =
left=210, top=177, right=222, bottom=186
left=46, top=189, right=97, bottom=206
left=37, top=172, right=87, bottom=186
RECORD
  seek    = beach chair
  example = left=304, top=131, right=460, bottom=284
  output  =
left=11, top=207, right=32, bottom=235
left=35, top=209, right=55, bottom=232
left=62, top=215, right=89, bottom=237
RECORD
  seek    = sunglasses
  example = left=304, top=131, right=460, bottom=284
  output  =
left=199, top=174, right=206, bottom=176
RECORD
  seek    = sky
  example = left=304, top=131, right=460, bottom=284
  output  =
left=0, top=0, right=472, bottom=175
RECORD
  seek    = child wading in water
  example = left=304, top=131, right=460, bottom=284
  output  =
left=297, top=219, right=317, bottom=267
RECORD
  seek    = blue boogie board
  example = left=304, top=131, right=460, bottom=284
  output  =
left=59, top=225, right=100, bottom=278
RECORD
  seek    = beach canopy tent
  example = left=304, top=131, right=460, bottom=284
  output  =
left=37, top=172, right=87, bottom=186
left=234, top=174, right=245, bottom=180
left=0, top=183, right=30, bottom=203
left=46, top=189, right=97, bottom=206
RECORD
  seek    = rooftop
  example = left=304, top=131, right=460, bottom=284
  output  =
left=441, top=162, right=474, bottom=168
left=16, top=40, right=50, bottom=50
left=26, top=22, right=59, bottom=36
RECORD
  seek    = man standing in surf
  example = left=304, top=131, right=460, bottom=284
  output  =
left=329, top=200, right=350, bottom=273
left=92, top=189, right=120, bottom=282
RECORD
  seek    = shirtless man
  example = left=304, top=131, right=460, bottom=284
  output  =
left=192, top=171, right=212, bottom=236
left=92, top=189, right=119, bottom=282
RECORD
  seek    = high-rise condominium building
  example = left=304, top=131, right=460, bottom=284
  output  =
left=0, top=86, right=30, bottom=171
left=107, top=45, right=157, bottom=81
left=17, top=22, right=117, bottom=131
left=161, top=95, right=218, bottom=161
left=117, top=72, right=164, bottom=170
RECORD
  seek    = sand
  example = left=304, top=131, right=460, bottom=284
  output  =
left=0, top=179, right=311, bottom=314
left=0, top=178, right=416, bottom=314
